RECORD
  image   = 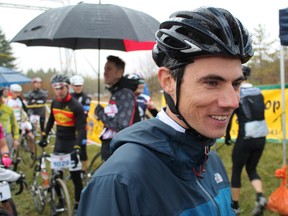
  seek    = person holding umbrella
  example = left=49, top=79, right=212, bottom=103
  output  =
left=94, top=55, right=140, bottom=161
left=78, top=6, right=253, bottom=215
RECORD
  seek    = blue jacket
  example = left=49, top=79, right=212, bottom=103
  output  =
left=78, top=118, right=235, bottom=216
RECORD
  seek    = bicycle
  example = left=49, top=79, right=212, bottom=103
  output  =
left=30, top=146, right=81, bottom=216
left=10, top=129, right=37, bottom=172
left=85, top=148, right=103, bottom=182
left=0, top=167, right=27, bottom=216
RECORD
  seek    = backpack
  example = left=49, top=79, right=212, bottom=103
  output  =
left=240, top=86, right=268, bottom=138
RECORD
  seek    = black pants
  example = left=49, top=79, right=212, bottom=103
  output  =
left=101, top=139, right=112, bottom=161
left=54, top=138, right=83, bottom=202
left=231, top=137, right=266, bottom=188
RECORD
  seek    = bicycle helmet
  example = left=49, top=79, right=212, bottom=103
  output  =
left=152, top=7, right=253, bottom=67
left=10, top=84, right=22, bottom=92
left=242, top=65, right=251, bottom=79
left=125, top=73, right=145, bottom=84
left=32, top=77, right=42, bottom=83
left=51, top=74, right=70, bottom=88
left=152, top=7, right=254, bottom=135
left=70, top=75, right=84, bottom=86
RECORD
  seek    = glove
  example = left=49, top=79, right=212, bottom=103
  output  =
left=38, top=136, right=48, bottom=147
left=2, top=154, right=12, bottom=168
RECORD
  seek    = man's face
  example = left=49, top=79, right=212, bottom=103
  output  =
left=135, top=84, right=144, bottom=95
left=53, top=86, right=69, bottom=100
left=104, top=61, right=123, bottom=86
left=167, top=56, right=244, bottom=139
left=72, top=85, right=83, bottom=94
left=33, top=82, right=41, bottom=89
left=11, top=91, right=21, bottom=99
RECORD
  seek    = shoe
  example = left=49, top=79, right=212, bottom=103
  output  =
left=251, top=197, right=267, bottom=216
left=55, top=202, right=64, bottom=213
left=233, top=207, right=241, bottom=215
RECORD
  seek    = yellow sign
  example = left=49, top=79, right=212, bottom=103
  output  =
left=86, top=101, right=107, bottom=145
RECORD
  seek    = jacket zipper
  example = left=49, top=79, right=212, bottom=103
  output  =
left=195, top=177, right=220, bottom=216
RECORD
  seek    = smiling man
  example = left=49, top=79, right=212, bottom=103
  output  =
left=78, top=7, right=253, bottom=216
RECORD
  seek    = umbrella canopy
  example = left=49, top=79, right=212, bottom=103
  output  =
left=0, top=66, right=32, bottom=87
left=11, top=3, right=160, bottom=51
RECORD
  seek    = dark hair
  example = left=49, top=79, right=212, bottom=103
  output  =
left=107, top=55, right=125, bottom=71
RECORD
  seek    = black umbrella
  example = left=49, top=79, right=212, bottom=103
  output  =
left=0, top=66, right=32, bottom=87
left=11, top=3, right=159, bottom=51
left=11, top=3, right=160, bottom=101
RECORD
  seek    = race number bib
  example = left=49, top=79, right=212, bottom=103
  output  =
left=0, top=182, right=11, bottom=201
left=50, top=154, right=82, bottom=171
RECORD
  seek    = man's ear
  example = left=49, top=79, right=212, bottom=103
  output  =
left=158, top=67, right=175, bottom=94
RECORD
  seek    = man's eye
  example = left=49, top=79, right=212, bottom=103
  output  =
left=206, top=81, right=218, bottom=86
left=233, top=82, right=242, bottom=89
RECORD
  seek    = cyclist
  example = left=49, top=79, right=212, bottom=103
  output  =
left=78, top=7, right=253, bottom=215
left=0, top=88, right=19, bottom=154
left=0, top=122, right=12, bottom=168
left=24, top=77, right=48, bottom=134
left=70, top=75, right=90, bottom=173
left=5, top=84, right=35, bottom=158
left=126, top=73, right=158, bottom=120
left=39, top=74, right=87, bottom=215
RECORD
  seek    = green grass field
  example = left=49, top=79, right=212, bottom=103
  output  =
left=12, top=141, right=284, bottom=215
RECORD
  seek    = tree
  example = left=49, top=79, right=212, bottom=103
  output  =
left=248, top=24, right=280, bottom=85
left=0, top=28, right=16, bottom=68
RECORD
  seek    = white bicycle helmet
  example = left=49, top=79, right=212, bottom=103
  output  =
left=10, top=84, right=22, bottom=92
left=70, top=75, right=84, bottom=86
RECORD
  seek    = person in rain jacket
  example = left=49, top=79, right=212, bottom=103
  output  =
left=78, top=6, right=253, bottom=216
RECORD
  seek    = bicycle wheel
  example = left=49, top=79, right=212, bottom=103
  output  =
left=50, top=178, right=71, bottom=216
left=1, top=199, right=18, bottom=216
left=31, top=164, right=46, bottom=213
left=9, top=147, right=20, bottom=172
left=18, top=135, right=37, bottom=168
left=87, top=152, right=103, bottom=178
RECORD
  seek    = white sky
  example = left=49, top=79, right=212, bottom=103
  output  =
left=0, top=0, right=288, bottom=78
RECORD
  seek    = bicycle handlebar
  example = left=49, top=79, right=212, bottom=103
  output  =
left=15, top=172, right=28, bottom=195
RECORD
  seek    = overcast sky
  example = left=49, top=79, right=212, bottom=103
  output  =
left=0, top=0, right=287, bottom=77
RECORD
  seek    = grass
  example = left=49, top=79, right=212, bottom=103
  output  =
left=12, top=141, right=285, bottom=215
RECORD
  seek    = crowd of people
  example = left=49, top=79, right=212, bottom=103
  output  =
left=0, top=6, right=270, bottom=216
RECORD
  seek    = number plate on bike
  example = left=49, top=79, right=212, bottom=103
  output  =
left=0, top=182, right=11, bottom=201
left=50, top=154, right=71, bottom=170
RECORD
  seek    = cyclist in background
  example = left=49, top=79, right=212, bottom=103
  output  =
left=70, top=74, right=91, bottom=174
left=126, top=73, right=158, bottom=120
left=0, top=88, right=19, bottom=154
left=39, top=74, right=87, bottom=215
left=24, top=77, right=48, bottom=134
left=5, top=84, right=35, bottom=157
left=0, top=122, right=12, bottom=168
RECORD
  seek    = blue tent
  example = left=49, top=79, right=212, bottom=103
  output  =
left=0, top=66, right=31, bottom=86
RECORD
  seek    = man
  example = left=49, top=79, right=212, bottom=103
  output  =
left=5, top=84, right=35, bottom=157
left=24, top=77, right=48, bottom=134
left=70, top=74, right=91, bottom=172
left=225, top=66, right=268, bottom=215
left=126, top=73, right=158, bottom=120
left=38, top=74, right=87, bottom=214
left=0, top=88, right=19, bottom=154
left=78, top=7, right=253, bottom=215
left=94, top=55, right=140, bottom=161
